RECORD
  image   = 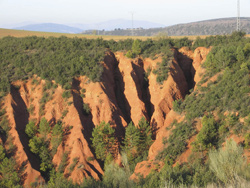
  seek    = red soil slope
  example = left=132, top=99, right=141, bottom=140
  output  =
left=1, top=47, right=212, bottom=186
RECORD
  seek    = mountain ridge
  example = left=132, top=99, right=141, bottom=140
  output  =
left=11, top=17, right=250, bottom=36
left=84, top=17, right=250, bottom=36
left=14, top=23, right=83, bottom=34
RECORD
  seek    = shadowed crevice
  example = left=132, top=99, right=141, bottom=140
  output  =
left=113, top=63, right=132, bottom=124
left=131, top=58, right=154, bottom=121
left=175, top=49, right=195, bottom=92
left=10, top=85, right=41, bottom=172
left=71, top=78, right=95, bottom=150
left=87, top=162, right=103, bottom=180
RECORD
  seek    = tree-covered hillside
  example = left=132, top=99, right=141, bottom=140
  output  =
left=1, top=32, right=250, bottom=187
left=0, top=36, right=191, bottom=97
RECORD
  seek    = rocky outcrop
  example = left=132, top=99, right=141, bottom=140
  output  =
left=1, top=47, right=211, bottom=186
left=131, top=47, right=211, bottom=179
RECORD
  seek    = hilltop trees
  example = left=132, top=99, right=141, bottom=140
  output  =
left=126, top=39, right=142, bottom=58
left=0, top=36, right=106, bottom=94
left=0, top=36, right=195, bottom=95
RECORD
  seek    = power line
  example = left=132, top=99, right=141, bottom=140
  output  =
left=237, top=0, right=240, bottom=31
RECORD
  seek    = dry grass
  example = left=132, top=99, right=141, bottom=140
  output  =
left=2, top=28, right=249, bottom=41
left=0, top=28, right=151, bottom=41
left=0, top=28, right=214, bottom=41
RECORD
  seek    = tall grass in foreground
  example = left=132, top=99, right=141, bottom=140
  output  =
left=162, top=140, right=250, bottom=188
left=208, top=140, right=250, bottom=188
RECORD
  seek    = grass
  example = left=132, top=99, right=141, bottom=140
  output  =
left=0, top=28, right=151, bottom=41
left=0, top=28, right=218, bottom=41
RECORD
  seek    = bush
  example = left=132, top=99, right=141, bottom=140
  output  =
left=57, top=152, right=68, bottom=173
left=82, top=103, right=91, bottom=115
left=62, top=91, right=71, bottom=99
left=103, top=162, right=134, bottom=188
left=125, top=50, right=134, bottom=58
left=68, top=157, right=79, bottom=172
left=172, top=99, right=183, bottom=113
left=86, top=156, right=94, bottom=162
left=51, top=122, right=63, bottom=155
left=192, top=115, right=218, bottom=151
left=38, top=117, right=51, bottom=139
left=152, top=57, right=171, bottom=84
left=25, top=121, right=37, bottom=138
left=156, top=120, right=196, bottom=162
left=209, top=139, right=250, bottom=186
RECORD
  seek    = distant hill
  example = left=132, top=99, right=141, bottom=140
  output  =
left=10, top=17, right=250, bottom=36
left=68, top=19, right=165, bottom=31
left=85, top=17, right=250, bottom=36
left=12, top=20, right=165, bottom=34
left=14, top=23, right=83, bottom=33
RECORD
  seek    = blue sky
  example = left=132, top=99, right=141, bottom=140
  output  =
left=0, top=0, right=249, bottom=28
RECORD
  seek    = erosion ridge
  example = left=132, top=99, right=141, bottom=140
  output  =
left=131, top=47, right=211, bottom=178
left=1, top=47, right=209, bottom=186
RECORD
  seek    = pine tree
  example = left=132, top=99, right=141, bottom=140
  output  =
left=122, top=122, right=140, bottom=166
left=132, top=39, right=141, bottom=56
left=38, top=117, right=51, bottom=140
left=91, top=121, right=116, bottom=161
left=25, top=121, right=37, bottom=138
left=122, top=117, right=152, bottom=171
left=138, top=117, right=152, bottom=154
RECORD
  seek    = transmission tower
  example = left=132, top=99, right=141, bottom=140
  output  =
left=237, top=0, right=240, bottom=31
left=129, top=12, right=135, bottom=36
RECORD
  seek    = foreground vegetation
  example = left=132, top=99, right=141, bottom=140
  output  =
left=1, top=32, right=250, bottom=187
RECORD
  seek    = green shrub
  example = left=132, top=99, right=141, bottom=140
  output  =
left=103, top=162, right=134, bottom=188
left=27, top=104, right=35, bottom=115
left=61, top=109, right=68, bottom=119
left=51, top=122, right=63, bottom=155
left=83, top=103, right=91, bottom=115
left=68, top=157, right=79, bottom=172
left=0, top=158, right=20, bottom=187
left=57, top=152, right=68, bottom=173
left=0, top=116, right=10, bottom=134
left=125, top=50, right=134, bottom=58
left=152, top=57, right=171, bottom=84
left=25, top=121, right=37, bottom=138
left=192, top=115, right=218, bottom=151
left=38, top=117, right=51, bottom=139
left=209, top=139, right=250, bottom=186
left=62, top=91, right=71, bottom=99
left=86, top=156, right=94, bottom=162
left=172, top=99, right=183, bottom=113
left=156, top=120, right=196, bottom=162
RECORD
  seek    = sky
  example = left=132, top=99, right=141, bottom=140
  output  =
left=0, top=0, right=250, bottom=28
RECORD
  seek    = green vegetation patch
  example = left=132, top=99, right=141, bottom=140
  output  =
left=156, top=120, right=196, bottom=163
left=122, top=117, right=152, bottom=171
left=175, top=39, right=250, bottom=120
left=0, top=36, right=106, bottom=94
